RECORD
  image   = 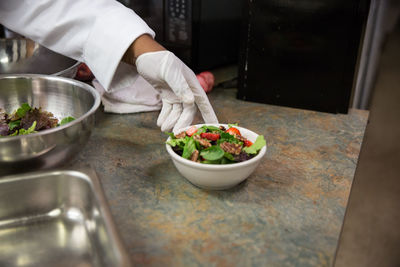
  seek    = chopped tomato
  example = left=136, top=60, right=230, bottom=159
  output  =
left=226, top=127, right=241, bottom=136
left=244, top=140, right=253, bottom=147
left=186, top=126, right=198, bottom=136
left=200, top=132, right=220, bottom=141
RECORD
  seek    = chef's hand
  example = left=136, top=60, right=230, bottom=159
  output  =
left=122, top=34, right=218, bottom=133
left=136, top=51, right=218, bottom=133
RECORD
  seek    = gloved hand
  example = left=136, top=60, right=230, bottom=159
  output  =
left=136, top=50, right=218, bottom=133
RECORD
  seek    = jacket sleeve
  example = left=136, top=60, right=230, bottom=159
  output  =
left=0, top=0, right=155, bottom=90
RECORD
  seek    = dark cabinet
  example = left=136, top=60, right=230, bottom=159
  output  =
left=237, top=0, right=370, bottom=113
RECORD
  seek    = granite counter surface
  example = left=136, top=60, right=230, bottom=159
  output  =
left=69, top=87, right=368, bottom=267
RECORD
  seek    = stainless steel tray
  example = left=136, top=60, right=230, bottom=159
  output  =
left=0, top=169, right=131, bottom=267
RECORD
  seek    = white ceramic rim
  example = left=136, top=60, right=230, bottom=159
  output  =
left=165, top=124, right=267, bottom=170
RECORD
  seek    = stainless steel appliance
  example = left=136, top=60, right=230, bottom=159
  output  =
left=118, top=0, right=243, bottom=72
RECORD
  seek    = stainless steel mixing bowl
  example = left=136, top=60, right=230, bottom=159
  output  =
left=0, top=75, right=101, bottom=176
left=0, top=38, right=80, bottom=77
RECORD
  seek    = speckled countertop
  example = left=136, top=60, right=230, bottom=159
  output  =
left=68, top=86, right=368, bottom=267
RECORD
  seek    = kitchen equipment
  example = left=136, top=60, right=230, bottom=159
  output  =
left=352, top=0, right=390, bottom=110
left=237, top=0, right=371, bottom=114
left=0, top=75, right=101, bottom=176
left=118, top=0, right=243, bottom=72
left=0, top=37, right=80, bottom=77
left=165, top=124, right=267, bottom=190
left=0, top=169, right=131, bottom=267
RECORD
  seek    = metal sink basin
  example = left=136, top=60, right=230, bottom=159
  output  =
left=0, top=170, right=131, bottom=267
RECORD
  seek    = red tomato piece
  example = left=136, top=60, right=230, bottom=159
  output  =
left=244, top=140, right=253, bottom=147
left=186, top=126, right=198, bottom=136
left=200, top=132, right=220, bottom=141
left=226, top=127, right=241, bottom=136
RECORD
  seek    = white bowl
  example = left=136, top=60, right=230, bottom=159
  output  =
left=165, top=124, right=267, bottom=190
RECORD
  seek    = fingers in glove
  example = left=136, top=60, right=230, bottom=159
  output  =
left=157, top=100, right=173, bottom=127
left=137, top=51, right=195, bottom=105
left=173, top=103, right=197, bottom=134
left=136, top=51, right=218, bottom=124
left=161, top=53, right=195, bottom=104
left=183, top=66, right=219, bottom=124
left=157, top=91, right=181, bottom=126
left=160, top=103, right=182, bottom=132
left=167, top=78, right=195, bottom=105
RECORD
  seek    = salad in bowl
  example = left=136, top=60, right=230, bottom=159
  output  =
left=166, top=124, right=266, bottom=164
left=165, top=124, right=267, bottom=190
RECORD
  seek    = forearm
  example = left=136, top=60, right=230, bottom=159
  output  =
left=122, top=34, right=166, bottom=65
left=0, top=0, right=155, bottom=90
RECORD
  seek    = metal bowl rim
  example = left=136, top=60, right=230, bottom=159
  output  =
left=0, top=74, right=101, bottom=142
left=52, top=61, right=81, bottom=76
left=0, top=38, right=81, bottom=76
left=4, top=61, right=81, bottom=77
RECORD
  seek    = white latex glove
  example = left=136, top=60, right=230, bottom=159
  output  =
left=135, top=51, right=218, bottom=133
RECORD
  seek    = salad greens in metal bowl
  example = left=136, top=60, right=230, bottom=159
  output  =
left=0, top=102, right=75, bottom=137
left=0, top=74, right=100, bottom=176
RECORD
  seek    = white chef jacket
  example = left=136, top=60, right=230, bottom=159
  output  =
left=0, top=0, right=155, bottom=90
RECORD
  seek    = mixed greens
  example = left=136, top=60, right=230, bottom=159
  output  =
left=166, top=124, right=266, bottom=164
left=0, top=103, right=75, bottom=137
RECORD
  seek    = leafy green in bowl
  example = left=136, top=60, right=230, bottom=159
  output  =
left=166, top=124, right=266, bottom=165
left=0, top=103, right=75, bottom=137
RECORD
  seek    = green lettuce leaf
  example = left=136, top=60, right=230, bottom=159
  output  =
left=200, top=145, right=224, bottom=161
left=8, top=120, right=21, bottom=131
left=197, top=125, right=222, bottom=134
left=165, top=132, right=176, bottom=139
left=228, top=123, right=238, bottom=128
left=166, top=137, right=187, bottom=148
left=60, top=116, right=75, bottom=125
left=220, top=157, right=235, bottom=164
left=217, top=132, right=242, bottom=145
left=182, top=138, right=196, bottom=159
left=223, top=152, right=235, bottom=161
left=243, top=135, right=266, bottom=154
left=10, top=121, right=37, bottom=136
left=16, top=103, right=32, bottom=118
